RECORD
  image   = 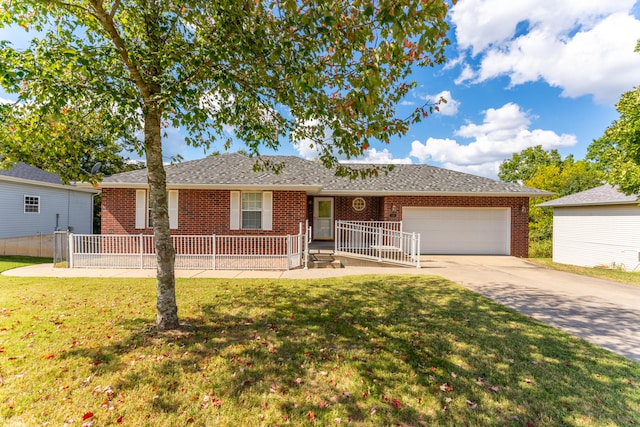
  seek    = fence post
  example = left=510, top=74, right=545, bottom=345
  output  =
left=68, top=232, right=74, bottom=268
left=286, top=235, right=291, bottom=270
left=139, top=234, right=144, bottom=269
left=212, top=234, right=216, bottom=270
left=414, top=232, right=421, bottom=269
left=377, top=226, right=383, bottom=262
left=334, top=220, right=339, bottom=254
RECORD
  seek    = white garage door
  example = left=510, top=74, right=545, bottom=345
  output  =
left=402, top=207, right=510, bottom=255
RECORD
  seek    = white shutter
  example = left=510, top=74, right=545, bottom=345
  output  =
left=230, top=191, right=240, bottom=230
left=168, top=190, right=179, bottom=229
left=262, top=191, right=273, bottom=231
left=135, top=189, right=146, bottom=229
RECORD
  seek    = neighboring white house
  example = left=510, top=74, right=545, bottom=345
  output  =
left=0, top=162, right=98, bottom=256
left=539, top=184, right=640, bottom=271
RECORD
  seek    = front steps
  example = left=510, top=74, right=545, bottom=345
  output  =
left=307, top=252, right=343, bottom=269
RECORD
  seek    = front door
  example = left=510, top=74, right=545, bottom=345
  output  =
left=313, top=197, right=334, bottom=240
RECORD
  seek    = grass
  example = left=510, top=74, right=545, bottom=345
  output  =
left=529, top=258, right=640, bottom=287
left=1, top=262, right=639, bottom=426
left=0, top=255, right=51, bottom=272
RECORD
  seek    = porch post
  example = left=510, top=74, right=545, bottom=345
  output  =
left=304, top=220, right=309, bottom=269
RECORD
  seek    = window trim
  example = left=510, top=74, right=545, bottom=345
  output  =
left=24, top=195, right=40, bottom=214
left=241, top=191, right=263, bottom=230
left=352, top=197, right=367, bottom=212
left=230, top=191, right=273, bottom=231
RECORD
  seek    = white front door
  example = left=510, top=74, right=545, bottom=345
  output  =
left=313, top=198, right=334, bottom=240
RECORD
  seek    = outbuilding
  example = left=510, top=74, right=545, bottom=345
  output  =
left=540, top=184, right=640, bottom=271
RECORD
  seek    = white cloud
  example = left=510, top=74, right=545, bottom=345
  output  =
left=409, top=103, right=577, bottom=177
left=0, top=97, right=13, bottom=104
left=450, top=0, right=640, bottom=103
left=346, top=148, right=413, bottom=164
left=423, top=90, right=460, bottom=116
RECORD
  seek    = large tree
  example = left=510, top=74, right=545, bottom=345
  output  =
left=587, top=92, right=640, bottom=193
left=0, top=1, right=451, bottom=330
left=500, top=147, right=602, bottom=257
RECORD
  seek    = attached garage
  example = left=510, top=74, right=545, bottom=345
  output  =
left=402, top=207, right=511, bottom=255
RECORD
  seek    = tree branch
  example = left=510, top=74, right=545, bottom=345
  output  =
left=88, top=0, right=152, bottom=102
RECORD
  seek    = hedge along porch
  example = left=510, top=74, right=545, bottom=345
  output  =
left=93, top=153, right=550, bottom=264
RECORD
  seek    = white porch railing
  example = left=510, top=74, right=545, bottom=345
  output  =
left=334, top=220, right=421, bottom=268
left=68, top=228, right=308, bottom=270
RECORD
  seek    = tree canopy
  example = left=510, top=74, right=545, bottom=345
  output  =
left=0, top=0, right=452, bottom=330
left=588, top=94, right=640, bottom=193
left=498, top=145, right=563, bottom=184
left=499, top=146, right=602, bottom=257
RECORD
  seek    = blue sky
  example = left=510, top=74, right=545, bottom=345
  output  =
left=2, top=0, right=640, bottom=179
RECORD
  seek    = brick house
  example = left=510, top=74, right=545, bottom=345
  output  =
left=98, top=153, right=549, bottom=257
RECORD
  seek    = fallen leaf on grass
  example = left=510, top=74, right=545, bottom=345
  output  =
left=308, top=411, right=315, bottom=422
left=391, top=398, right=401, bottom=409
left=489, top=386, right=499, bottom=392
left=439, top=382, right=453, bottom=392
left=82, top=413, right=94, bottom=421
left=466, top=400, right=477, bottom=409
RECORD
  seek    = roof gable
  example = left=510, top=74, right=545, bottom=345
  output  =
left=100, top=154, right=550, bottom=196
left=539, top=184, right=638, bottom=207
left=0, top=162, right=63, bottom=185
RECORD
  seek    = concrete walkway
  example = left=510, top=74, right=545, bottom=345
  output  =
left=4, top=256, right=640, bottom=363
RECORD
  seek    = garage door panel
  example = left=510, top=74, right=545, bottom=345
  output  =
left=403, top=207, right=510, bottom=255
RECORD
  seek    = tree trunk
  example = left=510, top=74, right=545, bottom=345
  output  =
left=144, top=106, right=179, bottom=330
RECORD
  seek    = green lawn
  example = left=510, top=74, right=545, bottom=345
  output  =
left=1, top=260, right=639, bottom=426
left=529, top=258, right=640, bottom=287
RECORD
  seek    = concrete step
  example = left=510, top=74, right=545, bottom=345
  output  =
left=307, top=253, right=343, bottom=269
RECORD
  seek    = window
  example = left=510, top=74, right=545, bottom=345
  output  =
left=230, top=191, right=272, bottom=231
left=24, top=195, right=40, bottom=213
left=241, top=192, right=262, bottom=229
left=352, top=197, right=366, bottom=212
left=135, top=189, right=178, bottom=229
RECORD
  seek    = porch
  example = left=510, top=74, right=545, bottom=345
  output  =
left=54, top=221, right=421, bottom=270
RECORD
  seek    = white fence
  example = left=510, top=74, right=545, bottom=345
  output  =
left=69, top=229, right=308, bottom=270
left=335, top=220, right=421, bottom=268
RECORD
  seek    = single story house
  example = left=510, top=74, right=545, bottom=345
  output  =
left=539, top=184, right=640, bottom=271
left=0, top=162, right=98, bottom=256
left=97, top=153, right=548, bottom=258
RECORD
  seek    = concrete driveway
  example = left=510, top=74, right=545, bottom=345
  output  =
left=426, top=255, right=640, bottom=363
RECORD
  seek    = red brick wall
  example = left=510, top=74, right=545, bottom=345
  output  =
left=101, top=189, right=307, bottom=236
left=381, top=195, right=530, bottom=257
left=306, top=196, right=382, bottom=223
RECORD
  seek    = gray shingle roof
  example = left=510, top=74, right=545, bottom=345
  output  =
left=0, top=162, right=63, bottom=185
left=539, top=184, right=638, bottom=207
left=100, top=153, right=550, bottom=196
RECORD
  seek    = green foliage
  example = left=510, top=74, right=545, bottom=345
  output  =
left=499, top=147, right=603, bottom=256
left=0, top=0, right=451, bottom=177
left=588, top=85, right=640, bottom=195
left=498, top=145, right=563, bottom=184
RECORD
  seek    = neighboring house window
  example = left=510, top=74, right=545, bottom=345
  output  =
left=135, top=190, right=179, bottom=229
left=24, top=195, right=40, bottom=213
left=230, top=191, right=273, bottom=231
